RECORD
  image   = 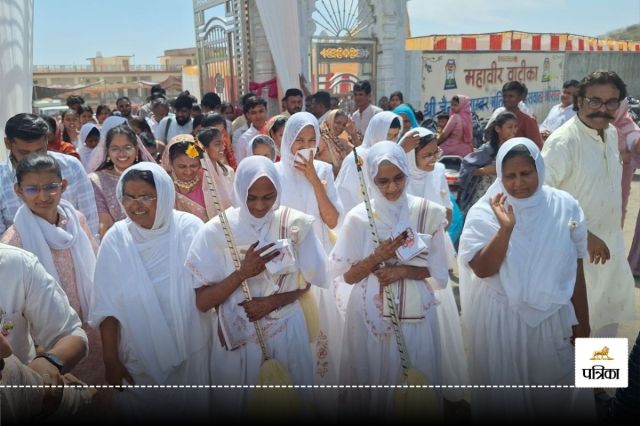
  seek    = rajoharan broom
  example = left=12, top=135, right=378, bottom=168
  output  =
left=198, top=149, right=300, bottom=417
left=352, top=148, right=442, bottom=420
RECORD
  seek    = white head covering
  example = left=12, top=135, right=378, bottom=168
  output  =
left=79, top=122, right=99, bottom=146
left=458, top=137, right=587, bottom=327
left=279, top=112, right=320, bottom=172
left=86, top=116, right=127, bottom=172
left=116, top=161, right=176, bottom=240
left=91, top=161, right=207, bottom=383
left=86, top=117, right=155, bottom=172
left=365, top=140, right=411, bottom=230
left=13, top=199, right=95, bottom=323
left=362, top=111, right=401, bottom=148
left=233, top=155, right=281, bottom=241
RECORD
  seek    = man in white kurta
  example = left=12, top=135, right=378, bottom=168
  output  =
left=0, top=244, right=88, bottom=367
left=541, top=71, right=635, bottom=336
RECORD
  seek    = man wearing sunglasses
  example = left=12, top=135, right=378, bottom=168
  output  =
left=541, top=71, right=635, bottom=343
left=1, top=113, right=98, bottom=235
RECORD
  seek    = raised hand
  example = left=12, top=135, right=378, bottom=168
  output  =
left=490, top=193, right=515, bottom=230
left=293, top=150, right=321, bottom=185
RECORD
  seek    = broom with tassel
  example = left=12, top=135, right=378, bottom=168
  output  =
left=196, top=146, right=300, bottom=417
left=353, top=148, right=442, bottom=420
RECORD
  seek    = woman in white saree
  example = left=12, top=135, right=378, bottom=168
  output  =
left=90, top=162, right=210, bottom=422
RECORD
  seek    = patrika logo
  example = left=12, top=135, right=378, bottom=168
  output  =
left=575, top=338, right=628, bottom=388
left=590, top=346, right=614, bottom=360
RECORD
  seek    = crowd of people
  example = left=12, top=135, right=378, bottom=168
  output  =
left=1, top=70, right=638, bottom=423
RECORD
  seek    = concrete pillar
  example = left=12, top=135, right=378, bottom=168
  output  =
left=248, top=0, right=279, bottom=115
left=370, top=0, right=408, bottom=102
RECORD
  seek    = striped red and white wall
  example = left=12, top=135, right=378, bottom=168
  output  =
left=406, top=31, right=640, bottom=52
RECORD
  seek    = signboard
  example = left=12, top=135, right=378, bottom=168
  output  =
left=317, top=44, right=372, bottom=63
left=421, top=52, right=565, bottom=120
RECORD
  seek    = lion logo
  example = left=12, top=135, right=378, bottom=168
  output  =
left=590, top=346, right=614, bottom=360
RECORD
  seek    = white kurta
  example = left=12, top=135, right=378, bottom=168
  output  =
left=0, top=244, right=87, bottom=364
left=542, top=116, right=636, bottom=331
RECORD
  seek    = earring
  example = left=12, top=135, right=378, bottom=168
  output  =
left=106, top=156, right=111, bottom=163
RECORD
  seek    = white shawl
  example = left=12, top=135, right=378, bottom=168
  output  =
left=90, top=162, right=208, bottom=383
left=13, top=199, right=95, bottom=323
left=458, top=138, right=588, bottom=327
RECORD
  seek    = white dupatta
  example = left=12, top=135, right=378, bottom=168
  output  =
left=458, top=138, right=587, bottom=327
left=13, top=199, right=95, bottom=323
left=90, top=162, right=208, bottom=383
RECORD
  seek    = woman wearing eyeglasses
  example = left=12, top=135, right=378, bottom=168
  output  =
left=88, top=122, right=155, bottom=239
left=1, top=153, right=102, bottom=385
left=90, top=162, right=210, bottom=421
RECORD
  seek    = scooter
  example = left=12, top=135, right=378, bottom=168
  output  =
left=439, top=155, right=464, bottom=201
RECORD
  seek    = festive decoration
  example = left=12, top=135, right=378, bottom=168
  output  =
left=249, top=77, right=278, bottom=99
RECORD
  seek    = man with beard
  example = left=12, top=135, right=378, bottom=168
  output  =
left=541, top=71, right=635, bottom=341
left=281, top=88, right=303, bottom=117
left=154, top=92, right=195, bottom=143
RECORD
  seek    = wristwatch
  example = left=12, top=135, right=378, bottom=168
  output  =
left=35, top=352, right=64, bottom=372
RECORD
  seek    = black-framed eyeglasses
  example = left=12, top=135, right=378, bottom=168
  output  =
left=584, top=97, right=620, bottom=111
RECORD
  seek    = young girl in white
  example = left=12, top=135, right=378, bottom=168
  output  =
left=405, top=130, right=469, bottom=397
left=275, top=112, right=343, bottom=384
left=185, top=156, right=327, bottom=411
left=330, top=141, right=449, bottom=417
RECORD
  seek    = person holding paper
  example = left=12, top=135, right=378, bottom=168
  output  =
left=329, top=141, right=449, bottom=417
left=186, top=155, right=328, bottom=410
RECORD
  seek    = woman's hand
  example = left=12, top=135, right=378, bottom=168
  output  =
left=490, top=193, right=515, bottom=230
left=294, top=150, right=321, bottom=186
left=238, top=242, right=281, bottom=280
left=587, top=232, right=610, bottom=265
left=399, top=130, right=421, bottom=153
left=372, top=233, right=407, bottom=263
left=240, top=297, right=278, bottom=322
left=571, top=322, right=591, bottom=345
left=373, top=266, right=406, bottom=288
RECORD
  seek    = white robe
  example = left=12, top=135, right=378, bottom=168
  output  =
left=185, top=206, right=327, bottom=411
left=405, top=156, right=469, bottom=397
left=91, top=162, right=210, bottom=421
left=458, top=138, right=595, bottom=422
left=330, top=195, right=449, bottom=417
left=542, top=117, right=636, bottom=331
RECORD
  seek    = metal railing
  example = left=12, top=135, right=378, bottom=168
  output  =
left=33, top=64, right=184, bottom=73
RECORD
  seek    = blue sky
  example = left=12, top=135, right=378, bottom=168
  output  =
left=34, top=0, right=640, bottom=65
